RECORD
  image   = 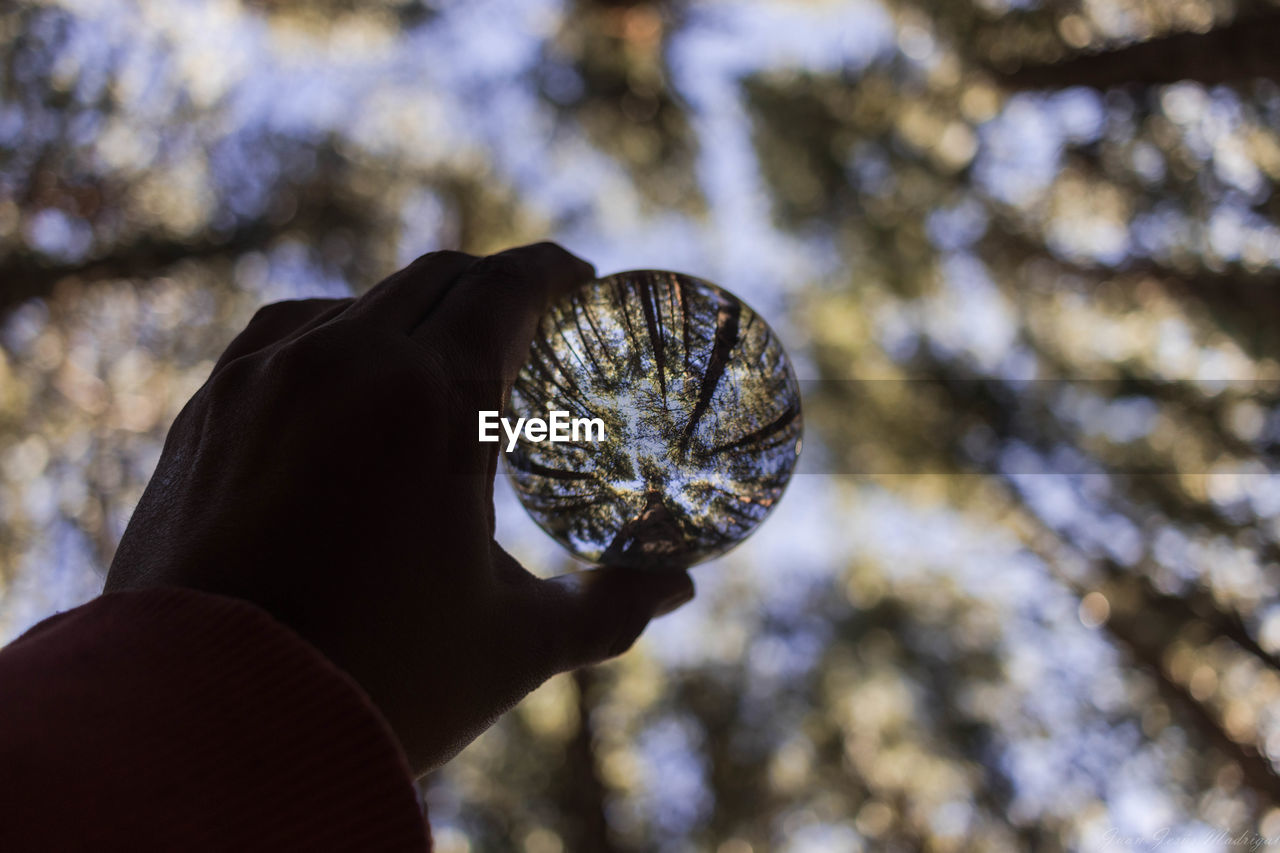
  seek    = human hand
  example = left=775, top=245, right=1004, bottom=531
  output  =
left=105, top=243, right=695, bottom=775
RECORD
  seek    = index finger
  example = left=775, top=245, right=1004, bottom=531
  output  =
left=419, top=242, right=596, bottom=390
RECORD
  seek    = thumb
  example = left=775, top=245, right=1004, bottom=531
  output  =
left=531, top=566, right=695, bottom=671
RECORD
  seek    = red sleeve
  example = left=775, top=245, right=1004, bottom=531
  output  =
left=0, top=587, right=431, bottom=851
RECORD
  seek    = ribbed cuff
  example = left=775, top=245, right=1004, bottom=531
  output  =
left=0, top=587, right=430, bottom=851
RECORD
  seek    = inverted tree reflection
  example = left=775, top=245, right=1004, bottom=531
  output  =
left=506, top=271, right=802, bottom=569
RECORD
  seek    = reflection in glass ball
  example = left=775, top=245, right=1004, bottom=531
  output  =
left=504, top=270, right=802, bottom=570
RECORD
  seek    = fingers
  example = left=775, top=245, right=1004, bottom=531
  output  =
left=347, top=250, right=478, bottom=332
left=214, top=298, right=353, bottom=373
left=420, top=242, right=596, bottom=393
left=489, top=540, right=539, bottom=586
left=514, top=564, right=695, bottom=672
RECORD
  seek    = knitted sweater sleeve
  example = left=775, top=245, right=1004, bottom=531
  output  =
left=0, top=587, right=430, bottom=851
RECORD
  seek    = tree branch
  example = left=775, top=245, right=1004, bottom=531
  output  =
left=0, top=197, right=362, bottom=318
left=994, top=12, right=1280, bottom=89
left=1102, top=593, right=1280, bottom=803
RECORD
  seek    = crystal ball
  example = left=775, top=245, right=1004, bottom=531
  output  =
left=503, top=270, right=802, bottom=570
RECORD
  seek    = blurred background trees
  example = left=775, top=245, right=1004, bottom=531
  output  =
left=3, top=0, right=1280, bottom=850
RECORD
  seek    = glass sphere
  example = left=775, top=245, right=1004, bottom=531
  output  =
left=503, top=270, right=802, bottom=570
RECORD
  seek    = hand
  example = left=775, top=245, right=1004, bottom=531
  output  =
left=105, top=243, right=695, bottom=775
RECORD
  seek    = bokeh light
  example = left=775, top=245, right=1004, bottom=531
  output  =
left=3, top=0, right=1279, bottom=850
